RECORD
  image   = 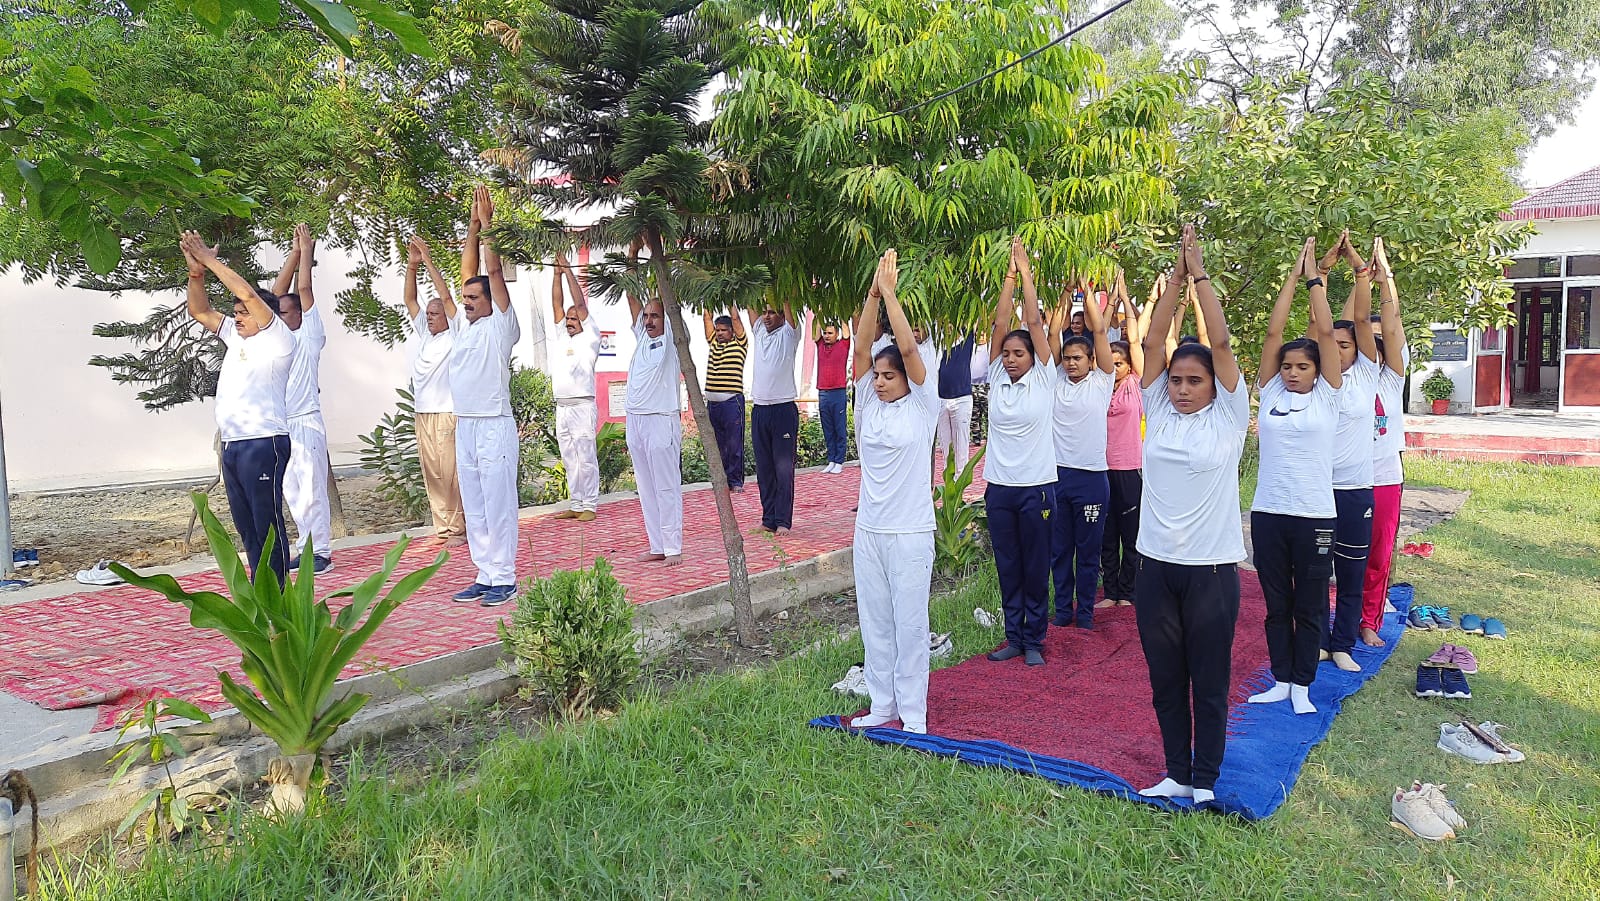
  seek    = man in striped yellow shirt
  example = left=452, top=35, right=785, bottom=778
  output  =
left=703, top=307, right=748, bottom=491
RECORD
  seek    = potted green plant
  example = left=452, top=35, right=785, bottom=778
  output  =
left=1421, top=369, right=1455, bottom=414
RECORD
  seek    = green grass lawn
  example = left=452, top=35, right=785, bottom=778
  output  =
left=40, top=458, right=1600, bottom=900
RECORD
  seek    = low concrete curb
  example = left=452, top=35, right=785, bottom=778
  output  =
left=11, top=544, right=856, bottom=856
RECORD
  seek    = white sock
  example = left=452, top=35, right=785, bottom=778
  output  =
left=901, top=722, right=926, bottom=734
left=1139, top=778, right=1194, bottom=798
left=1192, top=788, right=1216, bottom=804
left=1247, top=681, right=1291, bottom=704
left=851, top=712, right=896, bottom=728
left=1290, top=683, right=1317, bottom=715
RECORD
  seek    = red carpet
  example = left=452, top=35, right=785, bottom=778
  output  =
left=914, top=571, right=1269, bottom=790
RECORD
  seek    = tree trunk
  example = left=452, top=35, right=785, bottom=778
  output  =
left=643, top=227, right=757, bottom=646
left=325, top=453, right=349, bottom=537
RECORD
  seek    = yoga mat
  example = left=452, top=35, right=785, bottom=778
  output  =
left=812, top=577, right=1409, bottom=820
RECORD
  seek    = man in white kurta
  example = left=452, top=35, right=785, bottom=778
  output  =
left=548, top=257, right=602, bottom=520
left=277, top=224, right=334, bottom=572
left=625, top=299, right=684, bottom=563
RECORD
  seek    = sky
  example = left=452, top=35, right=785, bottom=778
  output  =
left=1521, top=86, right=1600, bottom=191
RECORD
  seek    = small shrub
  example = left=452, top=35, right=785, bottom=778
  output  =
left=596, top=421, right=630, bottom=493
left=107, top=696, right=214, bottom=845
left=933, top=446, right=989, bottom=576
left=498, top=558, right=640, bottom=717
left=357, top=388, right=429, bottom=520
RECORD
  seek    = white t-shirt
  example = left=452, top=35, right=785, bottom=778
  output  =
left=625, top=313, right=681, bottom=415
left=215, top=317, right=295, bottom=441
left=1372, top=345, right=1410, bottom=486
left=284, top=306, right=326, bottom=418
left=448, top=305, right=521, bottom=418
left=970, top=341, right=990, bottom=384
left=1138, top=373, right=1249, bottom=565
left=984, top=356, right=1058, bottom=486
left=550, top=317, right=602, bottom=401
left=1052, top=367, right=1114, bottom=471
left=1332, top=354, right=1380, bottom=489
left=409, top=311, right=454, bottom=414
left=750, top=321, right=800, bottom=405
left=854, top=373, right=940, bottom=533
left=1252, top=375, right=1339, bottom=518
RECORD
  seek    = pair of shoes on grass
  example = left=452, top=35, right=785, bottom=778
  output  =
left=1401, top=541, right=1435, bottom=558
left=1415, top=665, right=1471, bottom=699
left=1438, top=721, right=1525, bottom=764
left=1406, top=604, right=1457, bottom=630
left=1423, top=643, right=1479, bottom=673
left=1392, top=781, right=1465, bottom=840
left=1457, top=614, right=1508, bottom=639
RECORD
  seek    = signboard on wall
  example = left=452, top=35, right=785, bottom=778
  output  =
left=1431, top=328, right=1468, bottom=362
left=599, top=330, right=617, bottom=357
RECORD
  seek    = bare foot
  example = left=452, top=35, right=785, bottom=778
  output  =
left=776, top=527, right=790, bottom=536
left=554, top=510, right=580, bottom=520
left=1116, top=600, right=1133, bottom=607
left=1094, top=599, right=1116, bottom=609
left=443, top=537, right=467, bottom=549
left=664, top=554, right=683, bottom=566
left=1360, top=627, right=1384, bottom=647
left=640, top=552, right=667, bottom=562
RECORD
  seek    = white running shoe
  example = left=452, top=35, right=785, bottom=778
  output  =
left=1467, top=722, right=1526, bottom=763
left=1413, top=782, right=1468, bottom=831
left=75, top=559, right=124, bottom=586
left=929, top=632, right=953, bottom=660
left=830, top=664, right=869, bottom=697
left=1392, top=785, right=1455, bottom=840
left=1436, top=723, right=1508, bottom=764
left=973, top=607, right=996, bottom=628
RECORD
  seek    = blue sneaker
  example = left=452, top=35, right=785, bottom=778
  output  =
left=1414, top=665, right=1445, bottom=698
left=1407, top=605, right=1436, bottom=630
left=453, top=582, right=491, bottom=602
left=1459, top=613, right=1484, bottom=634
left=1482, top=618, right=1508, bottom=640
left=479, top=585, right=516, bottom=608
left=1441, top=668, right=1472, bottom=699
left=1428, top=606, right=1456, bottom=631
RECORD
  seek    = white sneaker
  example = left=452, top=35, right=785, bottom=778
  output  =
left=1413, top=782, right=1468, bottom=831
left=973, top=607, right=996, bottom=628
left=1391, top=785, right=1455, bottom=840
left=830, top=664, right=869, bottom=697
left=75, top=559, right=124, bottom=586
left=1467, top=722, right=1526, bottom=762
left=929, top=632, right=953, bottom=660
left=1437, top=723, right=1509, bottom=764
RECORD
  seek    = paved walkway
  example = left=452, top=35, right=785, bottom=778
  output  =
left=1404, top=409, right=1600, bottom=439
left=0, top=464, right=893, bottom=739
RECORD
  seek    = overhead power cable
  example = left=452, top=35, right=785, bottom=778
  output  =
left=867, top=0, right=1139, bottom=123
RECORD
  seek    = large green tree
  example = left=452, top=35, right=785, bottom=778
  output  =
left=716, top=0, right=1188, bottom=329
left=0, top=0, right=513, bottom=409
left=488, top=0, right=763, bottom=643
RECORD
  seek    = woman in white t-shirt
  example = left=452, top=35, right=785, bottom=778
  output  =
left=983, top=238, right=1058, bottom=667
left=1046, top=282, right=1115, bottom=630
left=844, top=250, right=941, bottom=734
left=1246, top=239, right=1344, bottom=717
left=1134, top=225, right=1249, bottom=805
left=1323, top=233, right=1381, bottom=668
left=1362, top=239, right=1411, bottom=642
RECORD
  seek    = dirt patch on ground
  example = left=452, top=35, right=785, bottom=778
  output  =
left=7, top=474, right=421, bottom=584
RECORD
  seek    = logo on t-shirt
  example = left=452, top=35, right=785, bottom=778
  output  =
left=1374, top=395, right=1389, bottom=437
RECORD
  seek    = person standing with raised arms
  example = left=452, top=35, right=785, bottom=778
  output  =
left=447, top=187, right=522, bottom=607
left=846, top=249, right=941, bottom=733
left=625, top=239, right=686, bottom=565
left=703, top=305, right=749, bottom=491
left=982, top=237, right=1058, bottom=667
left=277, top=223, right=334, bottom=573
left=402, top=235, right=466, bottom=548
left=1100, top=269, right=1145, bottom=608
left=1133, top=224, right=1249, bottom=805
left=548, top=252, right=603, bottom=521
left=179, top=230, right=296, bottom=583
left=1362, top=239, right=1410, bottom=645
left=1245, top=238, right=1343, bottom=716
left=748, top=299, right=801, bottom=533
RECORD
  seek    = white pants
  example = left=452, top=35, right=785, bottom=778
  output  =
left=626, top=412, right=683, bottom=556
left=456, top=414, right=519, bottom=586
left=286, top=413, right=332, bottom=558
left=854, top=527, right=934, bottom=729
left=556, top=398, right=600, bottom=511
left=934, top=395, right=973, bottom=474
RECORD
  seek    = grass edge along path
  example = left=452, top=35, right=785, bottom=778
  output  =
left=38, top=458, right=1600, bottom=900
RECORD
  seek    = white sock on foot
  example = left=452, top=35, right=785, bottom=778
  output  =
left=1192, top=788, right=1216, bottom=804
left=1139, top=778, right=1194, bottom=798
left=901, top=722, right=926, bottom=734
left=1247, top=681, right=1291, bottom=704
left=851, top=712, right=896, bottom=728
left=1290, top=683, right=1317, bottom=715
